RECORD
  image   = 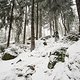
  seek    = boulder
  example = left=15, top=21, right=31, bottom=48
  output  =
left=43, top=42, right=47, bottom=46
left=48, top=47, right=68, bottom=69
left=48, top=61, right=57, bottom=69
left=67, top=35, right=79, bottom=41
left=18, top=74, right=23, bottom=77
left=2, top=53, right=16, bottom=60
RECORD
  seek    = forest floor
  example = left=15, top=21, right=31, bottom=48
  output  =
left=0, top=34, right=80, bottom=80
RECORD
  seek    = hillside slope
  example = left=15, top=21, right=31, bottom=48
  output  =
left=0, top=36, right=80, bottom=80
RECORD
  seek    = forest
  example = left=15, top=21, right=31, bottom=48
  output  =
left=0, top=0, right=80, bottom=80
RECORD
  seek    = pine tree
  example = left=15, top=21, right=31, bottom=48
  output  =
left=31, top=0, right=35, bottom=51
left=7, top=0, right=14, bottom=47
left=39, top=9, right=42, bottom=38
left=36, top=2, right=39, bottom=40
left=76, top=0, right=80, bottom=34
left=23, top=6, right=27, bottom=44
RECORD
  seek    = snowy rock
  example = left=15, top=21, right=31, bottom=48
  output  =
left=48, top=47, right=68, bottom=69
left=2, top=53, right=16, bottom=60
left=41, top=35, right=51, bottom=40
left=43, top=42, right=47, bottom=46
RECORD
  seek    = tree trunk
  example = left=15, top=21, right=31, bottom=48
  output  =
left=63, top=14, right=67, bottom=36
left=3, top=15, right=7, bottom=42
left=76, top=0, right=80, bottom=34
left=31, top=0, right=35, bottom=51
left=15, top=34, right=19, bottom=43
left=61, top=13, right=68, bottom=36
left=36, top=2, right=38, bottom=40
left=4, top=27, right=7, bottom=42
left=67, top=22, right=70, bottom=33
left=50, top=21, right=52, bottom=36
left=52, top=20, right=54, bottom=35
left=54, top=15, right=59, bottom=41
left=23, top=6, right=27, bottom=44
left=39, top=9, right=42, bottom=38
left=49, top=1, right=52, bottom=36
left=7, top=0, right=14, bottom=47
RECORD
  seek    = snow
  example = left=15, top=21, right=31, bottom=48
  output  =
left=0, top=37, right=80, bottom=80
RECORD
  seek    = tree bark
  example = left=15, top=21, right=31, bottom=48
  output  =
left=61, top=13, right=68, bottom=36
left=49, top=0, right=52, bottom=36
left=76, top=0, right=80, bottom=34
left=63, top=14, right=68, bottom=36
left=23, top=6, right=27, bottom=44
left=3, top=14, right=7, bottom=42
left=52, top=20, right=54, bottom=35
left=54, top=15, right=59, bottom=41
left=31, top=0, right=35, bottom=51
left=15, top=34, right=19, bottom=43
left=67, top=22, right=70, bottom=33
left=50, top=21, right=52, bottom=36
left=39, top=9, right=42, bottom=38
left=36, top=2, right=39, bottom=40
left=7, top=0, right=14, bottom=47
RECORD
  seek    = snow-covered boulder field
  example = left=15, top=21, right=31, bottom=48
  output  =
left=0, top=36, right=80, bottom=80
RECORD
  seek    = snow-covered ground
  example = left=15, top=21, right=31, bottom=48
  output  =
left=0, top=37, right=80, bottom=80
